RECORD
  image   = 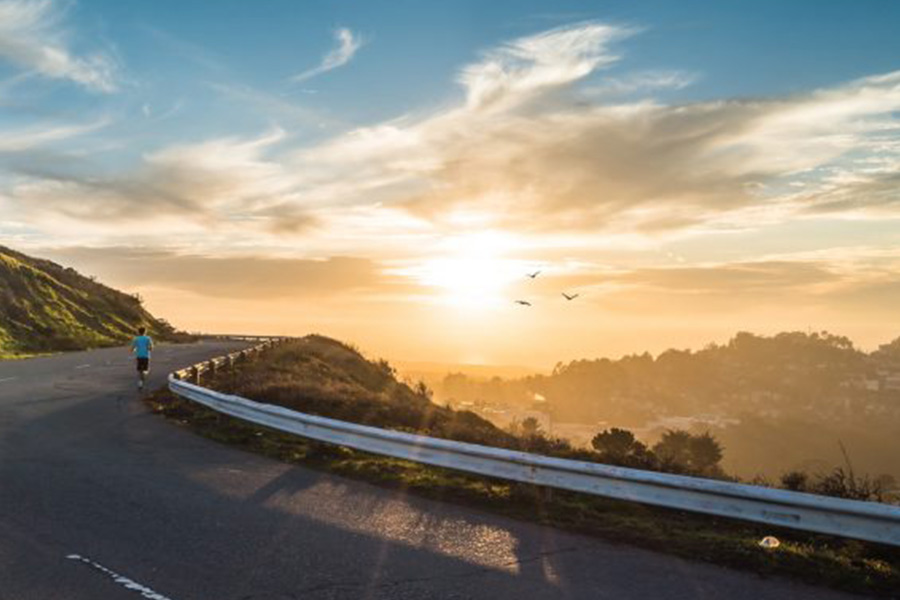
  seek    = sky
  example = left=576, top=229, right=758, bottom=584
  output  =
left=2, top=0, right=900, bottom=368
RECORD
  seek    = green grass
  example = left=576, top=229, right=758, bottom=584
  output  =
left=0, top=244, right=193, bottom=355
left=145, top=338, right=900, bottom=596
left=0, top=351, right=53, bottom=360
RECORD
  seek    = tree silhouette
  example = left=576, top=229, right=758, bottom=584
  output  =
left=592, top=427, right=643, bottom=458
left=520, top=416, right=543, bottom=437
left=688, top=431, right=724, bottom=473
left=653, top=430, right=693, bottom=470
left=653, top=429, right=723, bottom=475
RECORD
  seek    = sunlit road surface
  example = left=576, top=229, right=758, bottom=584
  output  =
left=0, top=343, right=859, bottom=600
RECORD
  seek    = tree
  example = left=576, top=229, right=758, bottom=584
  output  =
left=520, top=416, right=543, bottom=437
left=591, top=427, right=644, bottom=458
left=688, top=431, right=724, bottom=472
left=654, top=429, right=724, bottom=475
left=413, top=381, right=432, bottom=400
left=653, top=430, right=693, bottom=469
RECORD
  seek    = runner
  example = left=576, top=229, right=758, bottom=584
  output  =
left=131, top=326, right=154, bottom=391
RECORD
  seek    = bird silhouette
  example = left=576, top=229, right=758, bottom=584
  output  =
left=514, top=300, right=532, bottom=306
left=526, top=271, right=541, bottom=279
left=562, top=292, right=579, bottom=301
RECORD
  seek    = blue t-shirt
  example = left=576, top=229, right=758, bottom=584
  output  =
left=132, top=335, right=153, bottom=359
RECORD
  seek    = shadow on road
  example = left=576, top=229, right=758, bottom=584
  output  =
left=0, top=342, right=854, bottom=600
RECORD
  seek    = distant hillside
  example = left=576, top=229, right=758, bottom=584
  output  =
left=0, top=245, right=187, bottom=356
left=395, top=360, right=545, bottom=381
left=434, top=331, right=900, bottom=481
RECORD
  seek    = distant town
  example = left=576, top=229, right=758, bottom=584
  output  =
left=407, top=332, right=900, bottom=483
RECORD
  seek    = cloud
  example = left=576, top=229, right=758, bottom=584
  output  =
left=291, top=27, right=363, bottom=83
left=0, top=0, right=119, bottom=92
left=0, top=117, right=108, bottom=152
left=4, top=128, right=316, bottom=235
left=549, top=258, right=900, bottom=319
left=207, top=82, right=336, bottom=129
left=584, top=70, right=698, bottom=97
left=460, top=21, right=635, bottom=112
left=34, top=246, right=397, bottom=299
left=296, top=28, right=900, bottom=234
left=611, top=261, right=840, bottom=294
left=7, top=20, right=900, bottom=255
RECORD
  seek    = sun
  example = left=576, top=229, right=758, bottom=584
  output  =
left=409, top=231, right=528, bottom=309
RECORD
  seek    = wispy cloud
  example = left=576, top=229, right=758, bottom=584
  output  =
left=285, top=23, right=900, bottom=237
left=207, top=81, right=335, bottom=129
left=5, top=128, right=304, bottom=236
left=37, top=247, right=387, bottom=299
left=0, top=0, right=119, bottom=92
left=290, top=27, right=363, bottom=83
left=460, top=21, right=635, bottom=111
left=584, top=69, right=698, bottom=97
left=0, top=117, right=109, bottom=152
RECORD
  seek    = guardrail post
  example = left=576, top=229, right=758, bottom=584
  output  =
left=207, top=360, right=217, bottom=378
left=190, top=365, right=200, bottom=385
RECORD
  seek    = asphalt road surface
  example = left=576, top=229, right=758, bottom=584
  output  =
left=0, top=342, right=865, bottom=599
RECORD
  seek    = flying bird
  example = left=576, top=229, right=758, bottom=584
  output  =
left=526, top=271, right=541, bottom=279
left=515, top=300, right=532, bottom=306
left=562, top=292, right=579, bottom=301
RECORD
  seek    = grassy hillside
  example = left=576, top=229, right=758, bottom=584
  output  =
left=0, top=245, right=188, bottom=356
left=209, top=335, right=515, bottom=447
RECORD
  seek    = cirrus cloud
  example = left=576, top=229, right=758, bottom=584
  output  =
left=0, top=0, right=119, bottom=92
left=290, top=27, right=363, bottom=83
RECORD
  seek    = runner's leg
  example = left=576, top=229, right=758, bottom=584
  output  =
left=136, top=358, right=148, bottom=390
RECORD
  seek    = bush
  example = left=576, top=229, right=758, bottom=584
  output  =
left=810, top=467, right=887, bottom=502
left=592, top=427, right=644, bottom=457
left=780, top=470, right=809, bottom=492
left=653, top=429, right=724, bottom=476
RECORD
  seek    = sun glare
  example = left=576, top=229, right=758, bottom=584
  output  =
left=409, top=231, right=528, bottom=309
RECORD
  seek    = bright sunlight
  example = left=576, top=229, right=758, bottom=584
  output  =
left=402, top=231, right=530, bottom=309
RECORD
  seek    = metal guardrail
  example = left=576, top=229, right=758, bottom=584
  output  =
left=203, top=334, right=289, bottom=343
left=169, top=340, right=900, bottom=547
left=173, top=337, right=290, bottom=384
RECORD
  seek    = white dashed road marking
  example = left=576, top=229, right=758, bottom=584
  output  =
left=75, top=364, right=91, bottom=369
left=66, top=554, right=176, bottom=600
left=0, top=377, right=17, bottom=383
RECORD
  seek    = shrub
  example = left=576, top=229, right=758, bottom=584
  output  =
left=653, top=429, right=724, bottom=476
left=591, top=427, right=644, bottom=458
left=780, top=470, right=809, bottom=492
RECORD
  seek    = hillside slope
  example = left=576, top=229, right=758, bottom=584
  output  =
left=0, top=245, right=185, bottom=356
left=210, top=335, right=516, bottom=447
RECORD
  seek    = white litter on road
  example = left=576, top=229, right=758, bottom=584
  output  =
left=66, top=554, right=176, bottom=600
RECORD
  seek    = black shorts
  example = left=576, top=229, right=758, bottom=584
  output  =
left=136, top=357, right=150, bottom=373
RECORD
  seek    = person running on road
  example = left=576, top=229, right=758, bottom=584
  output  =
left=131, top=326, right=154, bottom=390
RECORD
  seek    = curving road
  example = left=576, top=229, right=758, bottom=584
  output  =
left=0, top=342, right=862, bottom=599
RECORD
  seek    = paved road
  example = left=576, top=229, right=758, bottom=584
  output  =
left=0, top=343, right=865, bottom=599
